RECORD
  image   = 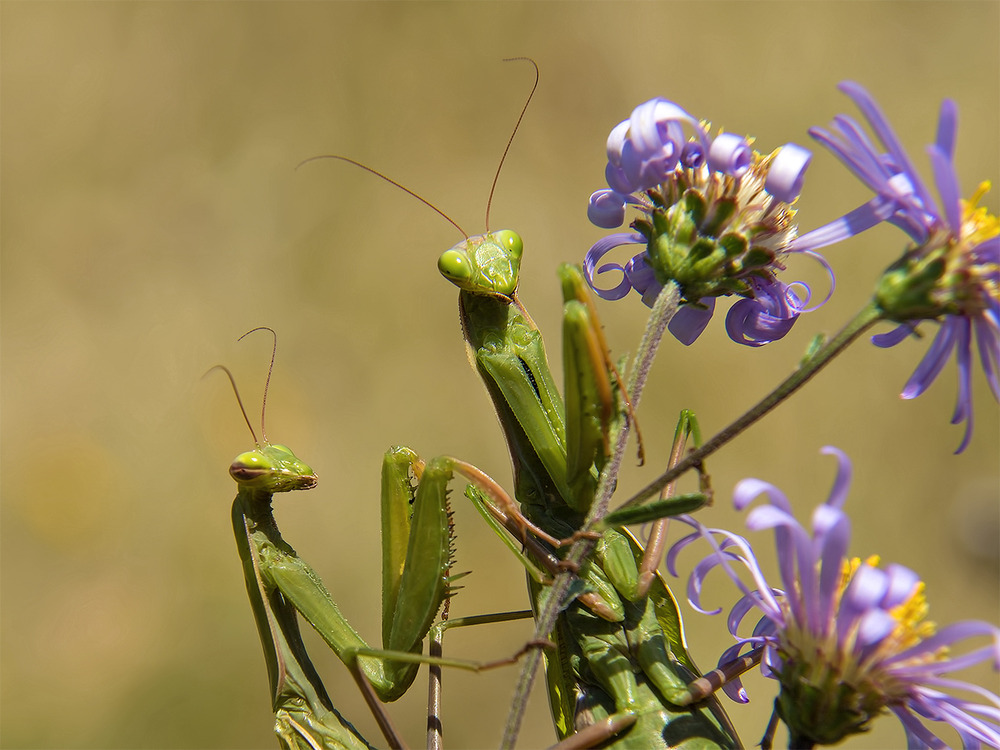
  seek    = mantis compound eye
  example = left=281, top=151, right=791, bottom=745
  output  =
left=438, top=247, right=474, bottom=288
left=492, top=229, right=523, bottom=263
left=230, top=451, right=269, bottom=483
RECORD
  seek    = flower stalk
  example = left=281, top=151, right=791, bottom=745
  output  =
left=621, top=300, right=884, bottom=511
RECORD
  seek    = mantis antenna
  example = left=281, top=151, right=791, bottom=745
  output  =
left=205, top=326, right=280, bottom=446
left=298, top=57, right=540, bottom=240
left=484, top=56, right=539, bottom=233
left=236, top=326, right=278, bottom=445
left=204, top=364, right=259, bottom=446
left=296, top=154, right=468, bottom=240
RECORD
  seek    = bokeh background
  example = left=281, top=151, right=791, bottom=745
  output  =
left=2, top=3, right=997, bottom=749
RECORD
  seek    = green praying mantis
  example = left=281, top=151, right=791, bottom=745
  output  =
left=229, top=434, right=375, bottom=750
left=218, top=332, right=542, bottom=750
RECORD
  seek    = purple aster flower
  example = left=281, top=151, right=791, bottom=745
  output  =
left=667, top=447, right=1000, bottom=748
left=809, top=82, right=999, bottom=452
left=583, top=97, right=849, bottom=347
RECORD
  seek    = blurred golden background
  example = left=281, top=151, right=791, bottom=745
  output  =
left=2, top=3, right=997, bottom=749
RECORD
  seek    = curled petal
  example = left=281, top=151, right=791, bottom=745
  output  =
left=950, top=321, right=974, bottom=453
left=622, top=98, right=711, bottom=191
left=667, top=298, right=716, bottom=345
left=604, top=162, right=635, bottom=196
left=588, top=189, right=627, bottom=229
left=839, top=564, right=892, bottom=643
left=583, top=233, right=645, bottom=300
left=882, top=564, right=921, bottom=609
left=619, top=139, right=645, bottom=192
left=605, top=119, right=630, bottom=166
left=664, top=527, right=704, bottom=577
left=681, top=140, right=706, bottom=169
left=856, top=609, right=900, bottom=650
left=744, top=503, right=815, bottom=622
left=630, top=98, right=702, bottom=163
left=892, top=706, right=952, bottom=749
left=790, top=270, right=830, bottom=316
left=687, top=552, right=739, bottom=615
left=637, top=153, right=678, bottom=192
left=728, top=590, right=785, bottom=638
left=733, top=477, right=792, bottom=515
left=628, top=98, right=676, bottom=161
left=766, top=143, right=812, bottom=203
left=708, top=132, right=752, bottom=177
left=717, top=642, right=754, bottom=703
left=813, top=503, right=852, bottom=631
left=639, top=280, right=665, bottom=308
left=681, top=523, right=784, bottom=620
left=725, top=280, right=804, bottom=346
left=623, top=253, right=662, bottom=304
left=819, top=445, right=852, bottom=510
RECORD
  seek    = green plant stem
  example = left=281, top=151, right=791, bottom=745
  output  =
left=620, top=300, right=884, bottom=511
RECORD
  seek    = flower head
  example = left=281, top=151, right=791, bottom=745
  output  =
left=668, top=447, right=1000, bottom=748
left=810, top=82, right=999, bottom=452
left=584, top=97, right=840, bottom=346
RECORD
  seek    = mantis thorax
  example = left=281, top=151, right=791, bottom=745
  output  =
left=230, top=443, right=318, bottom=493
left=438, top=230, right=523, bottom=296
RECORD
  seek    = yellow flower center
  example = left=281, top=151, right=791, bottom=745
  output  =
left=948, top=181, right=1000, bottom=314
left=776, top=556, right=940, bottom=713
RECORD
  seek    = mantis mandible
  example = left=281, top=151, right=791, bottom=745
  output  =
left=218, top=329, right=539, bottom=749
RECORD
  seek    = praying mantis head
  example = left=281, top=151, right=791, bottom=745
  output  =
left=437, top=230, right=523, bottom=297
left=230, top=443, right=317, bottom=494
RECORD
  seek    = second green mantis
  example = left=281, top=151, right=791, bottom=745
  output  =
left=218, top=346, right=539, bottom=749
